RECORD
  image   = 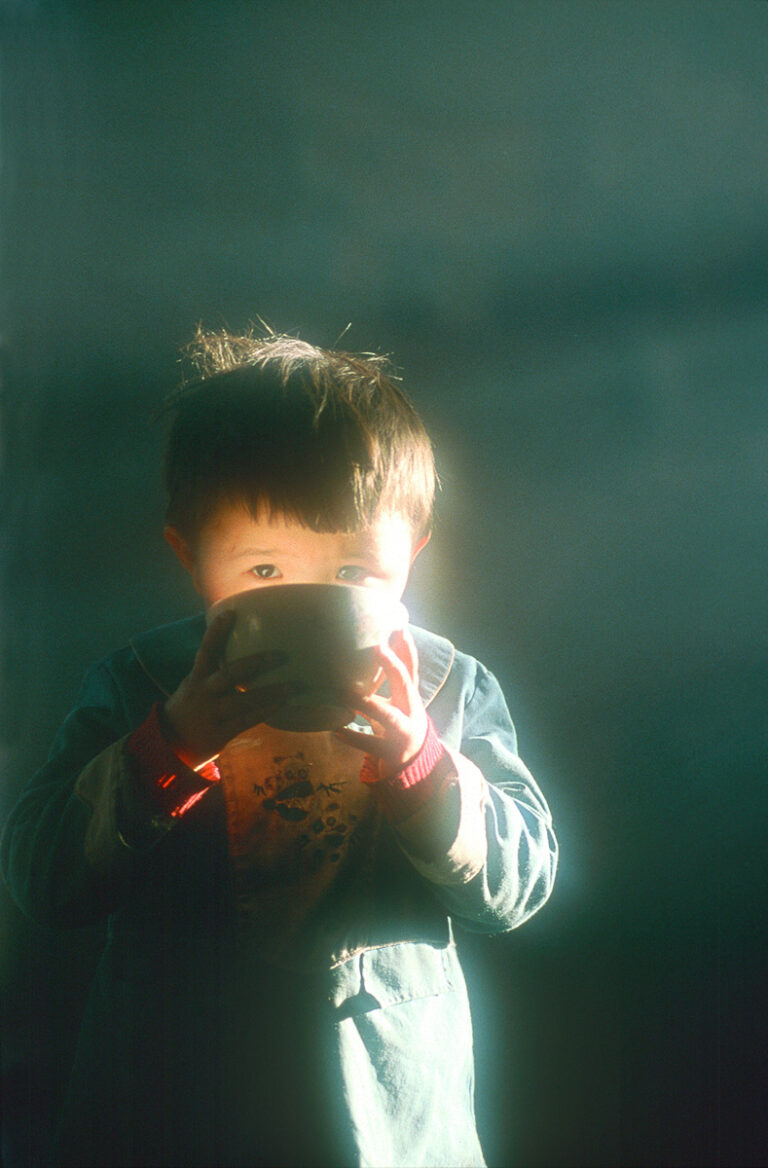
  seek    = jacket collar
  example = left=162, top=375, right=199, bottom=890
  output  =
left=409, top=626, right=455, bottom=707
left=130, top=614, right=455, bottom=708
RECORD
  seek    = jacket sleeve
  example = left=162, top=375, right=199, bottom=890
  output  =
left=394, top=658, right=558, bottom=934
left=0, top=662, right=171, bottom=927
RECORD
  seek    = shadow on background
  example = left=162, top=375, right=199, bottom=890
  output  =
left=1, top=3, right=767, bottom=1165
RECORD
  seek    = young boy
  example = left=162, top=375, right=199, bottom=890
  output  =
left=1, top=330, right=558, bottom=1168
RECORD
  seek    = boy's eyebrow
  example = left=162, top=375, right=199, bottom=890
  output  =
left=230, top=534, right=377, bottom=559
left=232, top=546, right=281, bottom=559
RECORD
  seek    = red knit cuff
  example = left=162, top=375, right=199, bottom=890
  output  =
left=125, top=704, right=220, bottom=820
left=360, top=715, right=453, bottom=822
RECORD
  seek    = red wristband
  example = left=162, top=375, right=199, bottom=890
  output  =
left=360, top=715, right=453, bottom=821
left=125, top=704, right=220, bottom=820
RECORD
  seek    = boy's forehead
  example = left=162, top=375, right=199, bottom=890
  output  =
left=207, top=505, right=414, bottom=555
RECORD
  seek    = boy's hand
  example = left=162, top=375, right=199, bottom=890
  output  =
left=336, top=627, right=428, bottom=780
left=163, top=610, right=301, bottom=769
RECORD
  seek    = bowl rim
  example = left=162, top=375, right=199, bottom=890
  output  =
left=206, top=581, right=406, bottom=622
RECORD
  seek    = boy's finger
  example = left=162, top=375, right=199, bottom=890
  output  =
left=334, top=725, right=377, bottom=754
left=350, top=689, right=392, bottom=723
left=193, top=611, right=236, bottom=677
left=334, top=727, right=396, bottom=759
left=373, top=641, right=413, bottom=711
left=392, top=626, right=420, bottom=691
left=349, top=691, right=410, bottom=739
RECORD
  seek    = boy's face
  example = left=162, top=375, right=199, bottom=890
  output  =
left=165, top=504, right=428, bottom=609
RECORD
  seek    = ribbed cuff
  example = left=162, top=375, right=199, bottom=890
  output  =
left=124, top=704, right=221, bottom=820
left=360, top=715, right=454, bottom=822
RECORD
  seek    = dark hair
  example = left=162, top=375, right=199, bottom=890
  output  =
left=160, top=328, right=437, bottom=545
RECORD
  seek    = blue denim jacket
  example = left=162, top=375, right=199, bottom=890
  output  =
left=1, top=617, right=557, bottom=1168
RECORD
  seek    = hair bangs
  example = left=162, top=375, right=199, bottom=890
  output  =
left=162, top=331, right=436, bottom=544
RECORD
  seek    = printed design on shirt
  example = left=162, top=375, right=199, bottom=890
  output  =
left=254, top=752, right=314, bottom=821
left=217, top=728, right=378, bottom=959
left=297, top=797, right=357, bottom=866
left=252, top=751, right=359, bottom=867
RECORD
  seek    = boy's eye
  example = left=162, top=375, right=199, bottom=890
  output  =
left=251, top=564, right=282, bottom=579
left=337, top=565, right=368, bottom=583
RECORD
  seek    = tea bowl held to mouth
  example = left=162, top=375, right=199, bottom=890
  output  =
left=206, top=582, right=408, bottom=732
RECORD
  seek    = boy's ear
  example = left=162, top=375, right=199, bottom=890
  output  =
left=164, top=525, right=196, bottom=575
left=410, top=531, right=431, bottom=564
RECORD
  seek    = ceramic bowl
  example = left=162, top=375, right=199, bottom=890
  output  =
left=206, top=583, right=408, bottom=732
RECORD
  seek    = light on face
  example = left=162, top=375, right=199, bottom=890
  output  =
left=183, top=506, right=423, bottom=608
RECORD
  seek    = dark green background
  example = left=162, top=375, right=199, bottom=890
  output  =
left=1, top=3, right=766, bottom=1164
